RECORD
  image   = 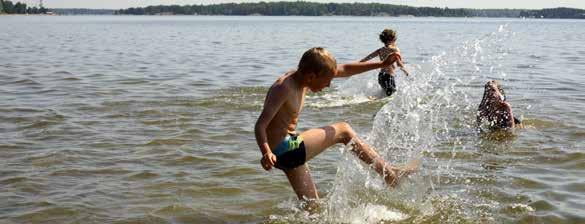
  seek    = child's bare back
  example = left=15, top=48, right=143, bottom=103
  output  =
left=361, top=28, right=410, bottom=97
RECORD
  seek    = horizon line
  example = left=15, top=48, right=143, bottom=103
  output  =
left=43, top=1, right=585, bottom=11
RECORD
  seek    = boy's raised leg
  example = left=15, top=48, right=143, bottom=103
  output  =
left=349, top=138, right=418, bottom=187
left=300, top=122, right=355, bottom=161
left=299, top=121, right=417, bottom=188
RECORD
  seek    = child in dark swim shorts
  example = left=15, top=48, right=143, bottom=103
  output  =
left=361, top=28, right=410, bottom=97
left=272, top=133, right=306, bottom=170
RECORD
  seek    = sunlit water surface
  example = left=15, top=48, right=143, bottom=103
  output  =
left=1, top=16, right=584, bottom=223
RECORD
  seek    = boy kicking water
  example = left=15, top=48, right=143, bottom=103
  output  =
left=254, top=47, right=418, bottom=210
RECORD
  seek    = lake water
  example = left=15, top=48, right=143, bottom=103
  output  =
left=0, top=15, right=584, bottom=224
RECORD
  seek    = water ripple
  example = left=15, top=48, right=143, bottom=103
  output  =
left=1, top=16, right=584, bottom=224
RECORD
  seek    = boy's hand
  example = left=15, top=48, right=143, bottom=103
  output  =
left=261, top=152, right=277, bottom=171
left=382, top=52, right=402, bottom=67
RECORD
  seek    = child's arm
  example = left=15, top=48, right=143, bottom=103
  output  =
left=254, top=84, right=288, bottom=171
left=360, top=48, right=380, bottom=62
left=336, top=52, right=401, bottom=78
left=396, top=58, right=410, bottom=76
left=395, top=49, right=410, bottom=76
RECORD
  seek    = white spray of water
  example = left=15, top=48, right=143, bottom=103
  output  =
left=317, top=25, right=515, bottom=223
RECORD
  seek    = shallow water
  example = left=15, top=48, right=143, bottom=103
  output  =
left=0, top=16, right=584, bottom=223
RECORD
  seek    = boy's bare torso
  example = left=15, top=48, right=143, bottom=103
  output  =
left=265, top=71, right=307, bottom=148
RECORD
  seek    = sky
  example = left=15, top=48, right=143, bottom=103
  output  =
left=15, top=0, right=585, bottom=10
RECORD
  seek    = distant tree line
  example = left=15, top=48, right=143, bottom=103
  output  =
left=116, top=2, right=472, bottom=17
left=50, top=8, right=115, bottom=15
left=0, top=0, right=48, bottom=14
left=519, top=7, right=585, bottom=19
left=115, top=1, right=585, bottom=19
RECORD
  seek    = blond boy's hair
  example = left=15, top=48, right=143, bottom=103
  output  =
left=297, top=47, right=337, bottom=77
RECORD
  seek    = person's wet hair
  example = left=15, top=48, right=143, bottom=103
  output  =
left=379, top=29, right=397, bottom=45
left=297, top=47, right=337, bottom=77
left=477, top=80, right=521, bottom=130
left=480, top=80, right=506, bottom=105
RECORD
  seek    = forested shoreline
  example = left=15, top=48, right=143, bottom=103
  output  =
left=114, top=2, right=585, bottom=19
left=0, top=0, right=49, bottom=14
left=3, top=1, right=583, bottom=18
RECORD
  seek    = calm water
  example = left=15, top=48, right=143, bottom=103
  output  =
left=1, top=16, right=584, bottom=224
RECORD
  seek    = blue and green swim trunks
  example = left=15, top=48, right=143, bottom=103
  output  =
left=273, top=133, right=306, bottom=170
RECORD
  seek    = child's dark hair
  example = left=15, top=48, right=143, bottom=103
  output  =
left=379, top=29, right=397, bottom=45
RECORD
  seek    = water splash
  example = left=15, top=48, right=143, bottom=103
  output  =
left=319, top=25, right=515, bottom=223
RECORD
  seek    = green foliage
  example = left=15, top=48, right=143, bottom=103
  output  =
left=3, top=0, right=14, bottom=14
left=14, top=1, right=25, bottom=14
left=0, top=0, right=48, bottom=14
left=49, top=8, right=113, bottom=15
left=520, top=7, right=585, bottom=19
left=38, top=6, right=47, bottom=14
left=26, top=6, right=38, bottom=14
left=115, top=2, right=585, bottom=19
left=116, top=2, right=469, bottom=16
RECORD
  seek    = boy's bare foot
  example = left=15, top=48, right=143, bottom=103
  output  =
left=384, top=158, right=420, bottom=187
left=402, top=157, right=421, bottom=174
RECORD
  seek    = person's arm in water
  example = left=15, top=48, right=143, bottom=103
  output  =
left=360, top=48, right=380, bottom=62
left=254, top=83, right=288, bottom=171
left=336, top=52, right=402, bottom=78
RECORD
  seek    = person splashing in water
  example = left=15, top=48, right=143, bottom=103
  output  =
left=477, top=80, right=522, bottom=131
left=254, top=47, right=419, bottom=212
left=360, top=28, right=410, bottom=97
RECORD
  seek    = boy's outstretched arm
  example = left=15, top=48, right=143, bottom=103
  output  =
left=360, top=49, right=380, bottom=62
left=254, top=84, right=287, bottom=171
left=336, top=52, right=401, bottom=78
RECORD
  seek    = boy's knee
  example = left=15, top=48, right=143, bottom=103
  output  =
left=335, top=122, right=356, bottom=144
